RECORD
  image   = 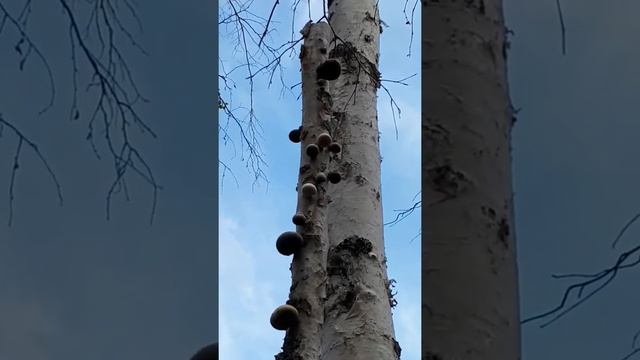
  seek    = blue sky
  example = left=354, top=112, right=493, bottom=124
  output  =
left=218, top=1, right=421, bottom=359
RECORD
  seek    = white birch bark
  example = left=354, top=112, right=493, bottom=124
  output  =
left=422, top=1, right=521, bottom=359
left=275, top=22, right=333, bottom=360
left=321, top=1, right=400, bottom=359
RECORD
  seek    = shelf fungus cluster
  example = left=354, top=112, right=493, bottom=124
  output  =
left=270, top=23, right=344, bottom=337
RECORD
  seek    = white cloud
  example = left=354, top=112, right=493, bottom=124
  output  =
left=378, top=98, right=421, bottom=183
left=0, top=296, right=58, bottom=360
left=218, top=215, right=288, bottom=359
left=394, top=299, right=421, bottom=360
left=293, top=0, right=324, bottom=32
left=379, top=98, right=421, bottom=150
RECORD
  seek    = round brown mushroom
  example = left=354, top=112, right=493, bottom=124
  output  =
left=306, top=144, right=320, bottom=159
left=288, top=129, right=301, bottom=143
left=301, top=183, right=317, bottom=198
left=270, top=304, right=299, bottom=330
left=276, top=231, right=304, bottom=256
left=316, top=132, right=332, bottom=148
left=328, top=142, right=342, bottom=153
left=292, top=213, right=306, bottom=226
left=315, top=172, right=327, bottom=183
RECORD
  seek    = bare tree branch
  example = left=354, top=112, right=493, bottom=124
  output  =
left=521, top=237, right=640, bottom=328
left=0, top=0, right=159, bottom=224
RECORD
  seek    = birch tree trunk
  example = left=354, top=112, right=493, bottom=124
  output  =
left=275, top=22, right=333, bottom=360
left=320, top=1, right=400, bottom=359
left=422, top=0, right=521, bottom=359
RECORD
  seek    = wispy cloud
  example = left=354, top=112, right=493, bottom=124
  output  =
left=0, top=296, right=58, bottom=360
left=219, top=215, right=289, bottom=359
left=394, top=298, right=421, bottom=360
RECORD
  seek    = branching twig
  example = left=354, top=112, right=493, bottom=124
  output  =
left=0, top=0, right=159, bottom=224
left=555, top=0, right=566, bottom=55
left=0, top=114, right=63, bottom=227
left=385, top=191, right=421, bottom=227
left=521, top=242, right=640, bottom=327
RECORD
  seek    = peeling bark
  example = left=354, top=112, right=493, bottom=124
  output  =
left=423, top=0, right=521, bottom=359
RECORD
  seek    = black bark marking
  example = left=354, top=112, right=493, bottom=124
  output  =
left=329, top=42, right=380, bottom=88
left=299, top=164, right=311, bottom=175
left=326, top=237, right=373, bottom=314
left=498, top=217, right=510, bottom=248
left=481, top=205, right=496, bottom=219
left=392, top=337, right=402, bottom=359
left=427, top=165, right=470, bottom=197
left=424, top=121, right=452, bottom=166
left=274, top=334, right=303, bottom=360
left=425, top=351, right=443, bottom=360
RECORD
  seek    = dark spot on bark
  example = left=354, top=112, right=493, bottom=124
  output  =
left=329, top=42, right=380, bottom=88
left=298, top=45, right=306, bottom=60
left=338, top=161, right=356, bottom=180
left=427, top=165, right=470, bottom=197
left=319, top=47, right=327, bottom=54
left=483, top=40, right=497, bottom=67
left=299, top=164, right=311, bottom=175
left=332, top=111, right=346, bottom=123
left=327, top=237, right=372, bottom=277
left=364, top=34, right=373, bottom=43
left=424, top=121, right=452, bottom=166
left=392, top=338, right=402, bottom=359
left=498, top=218, right=510, bottom=248
left=481, top=206, right=496, bottom=219
left=274, top=334, right=304, bottom=360
left=337, top=236, right=372, bottom=255
left=339, top=286, right=357, bottom=310
left=317, top=86, right=333, bottom=109
left=425, top=351, right=443, bottom=360
left=354, top=174, right=367, bottom=185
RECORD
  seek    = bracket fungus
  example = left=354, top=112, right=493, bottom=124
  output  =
left=327, top=172, right=342, bottom=184
left=301, top=182, right=318, bottom=198
left=306, top=144, right=320, bottom=159
left=289, top=128, right=301, bottom=143
left=316, top=59, right=341, bottom=81
left=292, top=213, right=307, bottom=226
left=315, top=172, right=327, bottom=183
left=276, top=231, right=304, bottom=256
left=316, top=132, right=332, bottom=148
left=328, top=142, right=342, bottom=154
left=270, top=304, right=299, bottom=331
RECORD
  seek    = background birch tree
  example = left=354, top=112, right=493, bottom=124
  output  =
left=423, top=0, right=521, bottom=358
